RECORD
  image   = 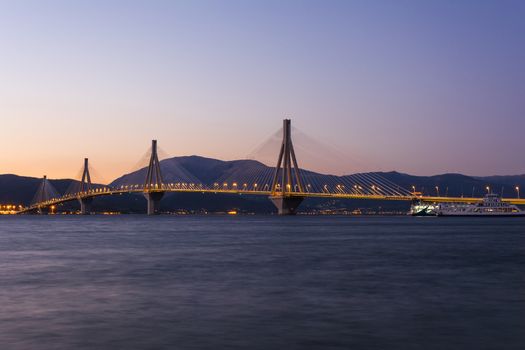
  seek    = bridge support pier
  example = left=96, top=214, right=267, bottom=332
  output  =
left=270, top=195, right=304, bottom=215
left=78, top=197, right=93, bottom=215
left=144, top=192, right=164, bottom=215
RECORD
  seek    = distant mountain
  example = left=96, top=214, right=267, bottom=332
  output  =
left=376, top=171, right=510, bottom=198
left=111, top=156, right=271, bottom=188
left=476, top=175, right=525, bottom=194
left=0, top=174, right=72, bottom=205
left=1, top=156, right=523, bottom=213
left=112, top=156, right=515, bottom=198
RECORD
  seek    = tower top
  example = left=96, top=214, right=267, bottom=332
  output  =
left=144, top=140, right=164, bottom=191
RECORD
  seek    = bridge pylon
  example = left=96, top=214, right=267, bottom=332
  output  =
left=143, top=140, right=165, bottom=215
left=77, top=158, right=93, bottom=215
left=269, top=119, right=304, bottom=215
left=35, top=175, right=48, bottom=214
left=32, top=175, right=58, bottom=214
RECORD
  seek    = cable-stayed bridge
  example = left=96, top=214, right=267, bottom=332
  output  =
left=17, top=119, right=525, bottom=215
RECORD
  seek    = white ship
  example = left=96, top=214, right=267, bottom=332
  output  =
left=437, top=194, right=525, bottom=217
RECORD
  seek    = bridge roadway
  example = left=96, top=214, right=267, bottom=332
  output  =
left=17, top=186, right=525, bottom=214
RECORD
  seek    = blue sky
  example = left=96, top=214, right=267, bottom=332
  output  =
left=1, top=0, right=524, bottom=179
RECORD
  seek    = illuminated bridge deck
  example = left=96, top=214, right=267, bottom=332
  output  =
left=17, top=186, right=525, bottom=214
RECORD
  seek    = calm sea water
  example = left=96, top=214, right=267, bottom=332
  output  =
left=0, top=216, right=524, bottom=350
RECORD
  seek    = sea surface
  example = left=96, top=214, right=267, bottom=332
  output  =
left=0, top=216, right=524, bottom=350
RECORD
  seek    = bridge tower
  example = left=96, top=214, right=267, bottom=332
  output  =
left=269, top=119, right=304, bottom=215
left=34, top=175, right=48, bottom=214
left=33, top=175, right=58, bottom=214
left=77, top=158, right=93, bottom=215
left=143, top=140, right=165, bottom=215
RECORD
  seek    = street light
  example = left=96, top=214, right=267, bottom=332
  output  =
left=435, top=186, right=440, bottom=197
left=486, top=186, right=490, bottom=194
left=516, top=186, right=520, bottom=198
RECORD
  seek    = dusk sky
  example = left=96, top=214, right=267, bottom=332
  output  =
left=1, top=0, right=524, bottom=180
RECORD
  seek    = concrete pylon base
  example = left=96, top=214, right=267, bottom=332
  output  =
left=144, top=192, right=165, bottom=215
left=78, top=197, right=93, bottom=215
left=269, top=196, right=304, bottom=215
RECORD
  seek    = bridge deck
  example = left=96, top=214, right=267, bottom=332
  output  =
left=16, top=188, right=525, bottom=214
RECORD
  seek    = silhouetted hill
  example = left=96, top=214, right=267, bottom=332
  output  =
left=111, top=156, right=270, bottom=187
left=377, top=171, right=509, bottom=197
left=0, top=174, right=72, bottom=205
left=476, top=175, right=525, bottom=194
left=113, top=157, right=517, bottom=199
